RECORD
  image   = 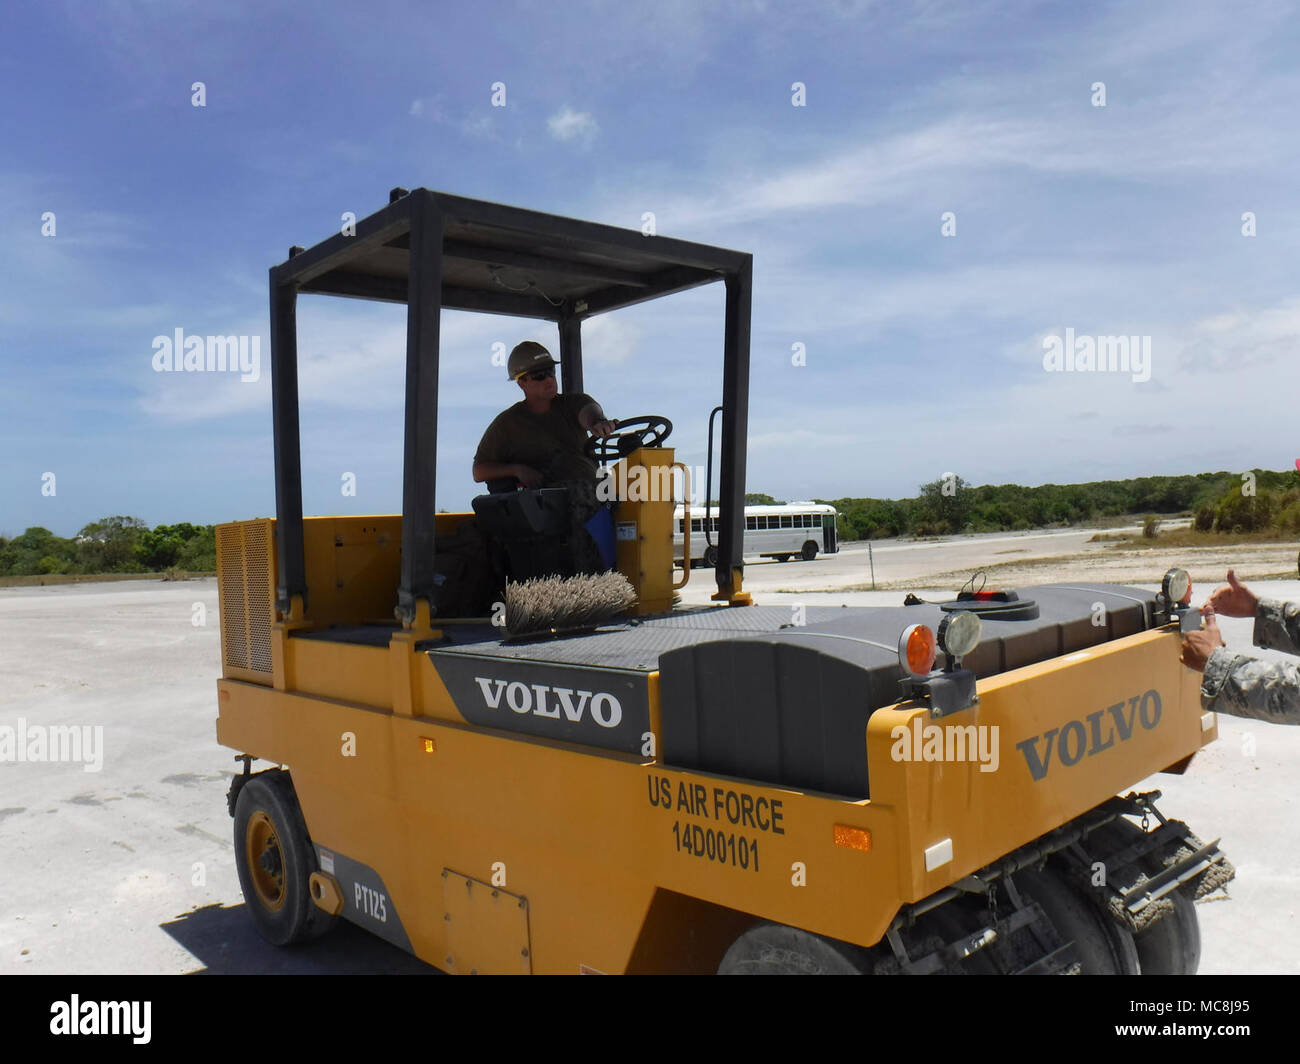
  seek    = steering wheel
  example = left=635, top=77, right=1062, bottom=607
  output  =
left=584, top=415, right=673, bottom=463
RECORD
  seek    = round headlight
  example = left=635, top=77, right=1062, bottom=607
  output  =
left=938, top=610, right=982, bottom=658
left=1162, top=567, right=1192, bottom=606
left=899, top=624, right=937, bottom=678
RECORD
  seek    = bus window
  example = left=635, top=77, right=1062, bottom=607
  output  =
left=781, top=515, right=793, bottom=528
left=746, top=516, right=757, bottom=530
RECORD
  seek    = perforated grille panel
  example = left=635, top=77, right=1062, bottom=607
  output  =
left=217, top=521, right=274, bottom=681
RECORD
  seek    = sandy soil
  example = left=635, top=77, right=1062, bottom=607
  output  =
left=879, top=541, right=1300, bottom=591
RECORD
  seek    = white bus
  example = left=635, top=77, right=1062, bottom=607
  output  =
left=674, top=502, right=839, bottom=566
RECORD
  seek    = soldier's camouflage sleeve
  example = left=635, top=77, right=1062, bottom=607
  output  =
left=1252, top=598, right=1300, bottom=656
left=1201, top=599, right=1300, bottom=724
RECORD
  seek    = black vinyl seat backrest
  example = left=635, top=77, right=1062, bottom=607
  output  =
left=470, top=487, right=574, bottom=582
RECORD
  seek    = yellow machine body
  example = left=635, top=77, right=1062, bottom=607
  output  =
left=215, top=449, right=1216, bottom=973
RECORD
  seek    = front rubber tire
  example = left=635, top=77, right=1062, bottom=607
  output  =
left=718, top=922, right=876, bottom=974
left=233, top=770, right=336, bottom=947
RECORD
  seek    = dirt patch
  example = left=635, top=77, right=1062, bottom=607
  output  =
left=857, top=542, right=1300, bottom=591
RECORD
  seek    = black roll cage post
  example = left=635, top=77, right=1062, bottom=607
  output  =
left=269, top=187, right=754, bottom=630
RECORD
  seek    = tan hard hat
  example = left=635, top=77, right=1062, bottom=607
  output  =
left=507, top=341, right=557, bottom=380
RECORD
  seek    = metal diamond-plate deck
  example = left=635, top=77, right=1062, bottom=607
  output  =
left=634, top=605, right=849, bottom=630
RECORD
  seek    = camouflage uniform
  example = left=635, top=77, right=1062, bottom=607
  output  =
left=1202, top=599, right=1300, bottom=724
left=540, top=454, right=609, bottom=576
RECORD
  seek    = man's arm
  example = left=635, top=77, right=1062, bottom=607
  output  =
left=473, top=460, right=524, bottom=484
left=1203, top=569, right=1300, bottom=655
left=473, top=414, right=543, bottom=487
left=574, top=395, right=616, bottom=438
left=1202, top=645, right=1300, bottom=725
left=1252, top=598, right=1300, bottom=656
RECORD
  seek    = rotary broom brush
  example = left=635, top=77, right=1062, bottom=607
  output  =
left=504, top=571, right=638, bottom=640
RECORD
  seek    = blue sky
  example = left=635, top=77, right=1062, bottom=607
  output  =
left=4, top=0, right=1298, bottom=537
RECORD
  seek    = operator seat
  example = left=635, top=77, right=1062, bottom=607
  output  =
left=471, top=482, right=581, bottom=582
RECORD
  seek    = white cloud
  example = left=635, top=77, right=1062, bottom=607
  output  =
left=547, top=106, right=598, bottom=144
left=461, top=113, right=497, bottom=140
left=581, top=314, right=640, bottom=366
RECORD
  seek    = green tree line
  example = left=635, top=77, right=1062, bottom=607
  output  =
left=0, top=517, right=217, bottom=577
left=817, top=469, right=1300, bottom=541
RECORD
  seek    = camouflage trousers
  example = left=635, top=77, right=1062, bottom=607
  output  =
left=544, top=468, right=609, bottom=576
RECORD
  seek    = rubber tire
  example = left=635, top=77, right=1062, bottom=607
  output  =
left=233, top=770, right=337, bottom=947
left=801, top=541, right=818, bottom=561
left=1016, top=866, right=1141, bottom=974
left=1088, top=820, right=1201, bottom=975
left=718, top=922, right=875, bottom=974
left=776, top=554, right=791, bottom=562
left=1132, top=886, right=1200, bottom=975
left=703, top=545, right=719, bottom=567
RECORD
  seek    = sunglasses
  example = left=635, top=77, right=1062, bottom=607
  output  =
left=523, top=367, right=555, bottom=381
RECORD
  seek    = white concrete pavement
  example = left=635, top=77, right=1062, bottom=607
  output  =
left=1, top=568, right=1296, bottom=974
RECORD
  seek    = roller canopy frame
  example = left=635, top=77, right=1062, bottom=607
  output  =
left=269, top=188, right=753, bottom=619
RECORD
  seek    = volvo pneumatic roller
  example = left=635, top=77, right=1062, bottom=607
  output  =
left=215, top=188, right=1230, bottom=974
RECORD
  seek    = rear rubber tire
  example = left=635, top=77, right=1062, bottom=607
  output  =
left=801, top=541, right=818, bottom=561
left=1016, top=866, right=1140, bottom=974
left=1132, top=889, right=1200, bottom=975
left=703, top=546, right=719, bottom=567
left=233, top=770, right=337, bottom=947
left=1088, top=819, right=1201, bottom=975
left=718, top=922, right=875, bottom=974
left=776, top=554, right=791, bottom=562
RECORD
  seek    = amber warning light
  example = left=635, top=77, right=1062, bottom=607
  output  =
left=833, top=825, right=872, bottom=852
left=899, top=624, right=937, bottom=678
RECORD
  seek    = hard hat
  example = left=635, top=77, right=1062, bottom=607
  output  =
left=507, top=341, right=557, bottom=380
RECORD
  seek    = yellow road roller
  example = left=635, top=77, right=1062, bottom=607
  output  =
left=215, top=187, right=1230, bottom=974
